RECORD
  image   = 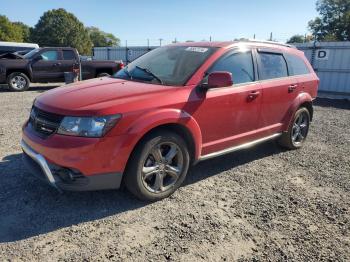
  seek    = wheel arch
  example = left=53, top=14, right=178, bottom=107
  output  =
left=299, top=101, right=313, bottom=121
left=6, top=69, right=31, bottom=80
left=122, top=109, right=203, bottom=171
left=132, top=123, right=197, bottom=163
left=283, top=92, right=314, bottom=131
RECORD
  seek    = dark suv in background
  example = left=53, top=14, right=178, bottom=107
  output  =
left=0, top=47, right=123, bottom=91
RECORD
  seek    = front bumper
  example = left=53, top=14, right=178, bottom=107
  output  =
left=21, top=140, right=123, bottom=191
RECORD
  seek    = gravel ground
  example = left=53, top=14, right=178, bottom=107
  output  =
left=0, top=85, right=349, bottom=261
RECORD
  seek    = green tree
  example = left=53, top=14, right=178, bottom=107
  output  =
left=309, top=0, right=350, bottom=41
left=0, top=15, right=23, bottom=42
left=287, top=35, right=305, bottom=43
left=31, top=8, right=92, bottom=54
left=87, top=26, right=120, bottom=47
left=13, top=22, right=31, bottom=42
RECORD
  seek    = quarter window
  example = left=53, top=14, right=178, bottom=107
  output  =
left=258, top=52, right=288, bottom=80
left=40, top=51, right=59, bottom=61
left=209, top=51, right=255, bottom=85
left=285, top=53, right=310, bottom=76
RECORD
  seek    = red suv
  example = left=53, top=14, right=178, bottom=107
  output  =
left=21, top=41, right=319, bottom=201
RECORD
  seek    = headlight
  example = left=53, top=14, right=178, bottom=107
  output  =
left=57, top=114, right=121, bottom=137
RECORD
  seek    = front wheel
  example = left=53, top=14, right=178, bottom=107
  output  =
left=124, top=131, right=190, bottom=201
left=7, top=72, right=30, bottom=91
left=278, top=107, right=310, bottom=149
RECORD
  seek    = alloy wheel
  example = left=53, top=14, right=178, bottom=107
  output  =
left=291, top=111, right=309, bottom=145
left=141, top=142, right=183, bottom=193
left=11, top=76, right=27, bottom=90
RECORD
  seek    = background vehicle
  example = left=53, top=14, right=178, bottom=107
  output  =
left=0, top=41, right=39, bottom=56
left=0, top=47, right=124, bottom=91
left=21, top=41, right=319, bottom=201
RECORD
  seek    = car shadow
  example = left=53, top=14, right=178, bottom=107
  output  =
left=314, top=97, right=350, bottom=110
left=0, top=141, right=284, bottom=243
left=185, top=140, right=285, bottom=186
left=0, top=84, right=62, bottom=93
left=0, top=153, right=144, bottom=243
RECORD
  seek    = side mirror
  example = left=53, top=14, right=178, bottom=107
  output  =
left=204, top=71, right=233, bottom=89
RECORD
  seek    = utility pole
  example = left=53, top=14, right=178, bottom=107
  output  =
left=269, top=32, right=273, bottom=41
left=159, top=38, right=163, bottom=46
left=125, top=40, right=128, bottom=65
left=209, top=36, right=212, bottom=42
left=253, top=34, right=256, bottom=39
left=174, top=37, right=177, bottom=43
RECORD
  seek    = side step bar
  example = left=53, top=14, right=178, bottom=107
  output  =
left=199, top=133, right=282, bottom=161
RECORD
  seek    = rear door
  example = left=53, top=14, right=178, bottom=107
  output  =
left=284, top=52, right=317, bottom=98
left=31, top=49, right=64, bottom=82
left=256, top=49, right=298, bottom=134
left=61, top=49, right=79, bottom=75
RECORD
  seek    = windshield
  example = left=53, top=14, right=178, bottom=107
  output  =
left=23, top=48, right=41, bottom=59
left=114, top=46, right=217, bottom=86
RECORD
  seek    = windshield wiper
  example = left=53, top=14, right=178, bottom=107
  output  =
left=135, top=66, right=164, bottom=84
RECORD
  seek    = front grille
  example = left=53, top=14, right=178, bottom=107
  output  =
left=29, top=106, right=64, bottom=138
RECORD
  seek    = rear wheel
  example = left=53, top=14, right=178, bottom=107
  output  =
left=124, top=131, right=190, bottom=201
left=278, top=107, right=310, bottom=149
left=7, top=72, right=30, bottom=91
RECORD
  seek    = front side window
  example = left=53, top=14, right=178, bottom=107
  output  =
left=40, top=51, right=59, bottom=61
left=208, top=51, right=255, bottom=85
left=114, top=46, right=217, bottom=86
left=258, top=52, right=288, bottom=80
left=285, top=53, right=310, bottom=76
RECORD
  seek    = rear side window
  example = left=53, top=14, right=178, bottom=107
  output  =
left=258, top=52, right=288, bottom=80
left=285, top=53, right=310, bottom=76
left=63, top=50, right=76, bottom=60
left=209, top=51, right=255, bottom=84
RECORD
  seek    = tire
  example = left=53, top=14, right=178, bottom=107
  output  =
left=278, top=107, right=310, bottom=150
left=7, top=72, right=30, bottom=92
left=124, top=130, right=190, bottom=201
left=97, top=73, right=110, bottom=78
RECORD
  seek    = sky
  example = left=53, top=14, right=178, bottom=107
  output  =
left=1, top=0, right=318, bottom=46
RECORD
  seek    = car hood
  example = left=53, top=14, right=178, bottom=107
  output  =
left=35, top=77, right=182, bottom=116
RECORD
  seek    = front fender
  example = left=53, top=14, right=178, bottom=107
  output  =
left=116, top=108, right=203, bottom=162
left=282, top=92, right=313, bottom=131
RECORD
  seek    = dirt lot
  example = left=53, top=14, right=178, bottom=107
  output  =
left=0, top=85, right=349, bottom=261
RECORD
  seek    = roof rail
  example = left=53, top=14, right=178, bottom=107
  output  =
left=240, top=39, right=296, bottom=49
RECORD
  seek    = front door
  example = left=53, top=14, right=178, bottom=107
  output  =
left=190, top=49, right=262, bottom=156
left=31, top=50, right=64, bottom=82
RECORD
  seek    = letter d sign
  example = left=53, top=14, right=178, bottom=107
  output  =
left=316, top=49, right=329, bottom=60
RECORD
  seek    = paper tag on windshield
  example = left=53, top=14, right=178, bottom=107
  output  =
left=185, top=47, right=208, bottom=53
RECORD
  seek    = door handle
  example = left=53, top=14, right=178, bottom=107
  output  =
left=247, top=91, right=260, bottom=102
left=288, top=84, right=298, bottom=93
left=53, top=62, right=61, bottom=67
